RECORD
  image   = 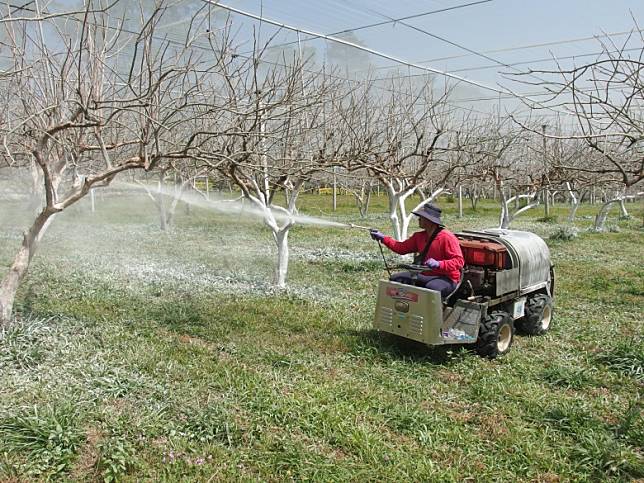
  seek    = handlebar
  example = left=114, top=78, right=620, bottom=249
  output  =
left=392, top=263, right=428, bottom=272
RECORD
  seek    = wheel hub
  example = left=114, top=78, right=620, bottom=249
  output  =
left=541, top=305, right=552, bottom=330
left=497, top=323, right=512, bottom=352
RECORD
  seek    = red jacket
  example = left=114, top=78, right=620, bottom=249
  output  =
left=382, top=229, right=464, bottom=283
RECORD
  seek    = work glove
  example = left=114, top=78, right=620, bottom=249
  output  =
left=369, top=229, right=385, bottom=242
left=425, top=258, right=440, bottom=269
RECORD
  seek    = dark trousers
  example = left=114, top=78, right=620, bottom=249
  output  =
left=390, top=272, right=456, bottom=298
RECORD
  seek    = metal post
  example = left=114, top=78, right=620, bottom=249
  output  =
left=542, top=124, right=550, bottom=217
left=332, top=166, right=337, bottom=211
left=458, top=185, right=463, bottom=218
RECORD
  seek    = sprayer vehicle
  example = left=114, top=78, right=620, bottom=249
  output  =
left=373, top=228, right=555, bottom=358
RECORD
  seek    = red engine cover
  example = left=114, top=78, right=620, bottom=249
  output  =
left=458, top=238, right=508, bottom=269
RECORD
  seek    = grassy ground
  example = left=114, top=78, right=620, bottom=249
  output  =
left=0, top=192, right=642, bottom=481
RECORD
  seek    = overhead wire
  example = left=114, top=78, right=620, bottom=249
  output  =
left=361, top=2, right=540, bottom=78
left=202, top=0, right=540, bottom=99
left=416, top=28, right=644, bottom=65
left=0, top=0, right=497, bottom=118
left=201, top=0, right=510, bottom=94
left=235, top=0, right=493, bottom=56
left=360, top=28, right=644, bottom=74
left=371, top=46, right=643, bottom=80
left=201, top=0, right=574, bottom=120
left=0, top=0, right=580, bottom=119
left=356, top=1, right=643, bottom=101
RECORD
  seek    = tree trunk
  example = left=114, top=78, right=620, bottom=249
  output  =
left=399, top=195, right=412, bottom=241
left=362, top=188, right=371, bottom=217
left=0, top=209, right=54, bottom=326
left=544, top=188, right=550, bottom=217
left=566, top=182, right=579, bottom=223
left=499, top=193, right=539, bottom=229
left=386, top=187, right=403, bottom=241
left=499, top=201, right=510, bottom=229
left=567, top=202, right=580, bottom=223
left=469, top=186, right=479, bottom=210
left=497, top=180, right=509, bottom=229
left=351, top=182, right=372, bottom=218
left=274, top=229, right=289, bottom=288
left=159, top=198, right=168, bottom=231
left=594, top=200, right=616, bottom=231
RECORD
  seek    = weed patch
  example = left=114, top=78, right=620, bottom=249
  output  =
left=549, top=225, right=579, bottom=241
left=0, top=404, right=85, bottom=478
left=95, top=433, right=137, bottom=482
left=171, top=405, right=242, bottom=447
left=595, top=339, right=644, bottom=381
left=540, top=363, right=597, bottom=389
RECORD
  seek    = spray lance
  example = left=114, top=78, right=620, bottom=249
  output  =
left=345, top=223, right=393, bottom=278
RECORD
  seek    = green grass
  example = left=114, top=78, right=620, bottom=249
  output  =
left=1, top=192, right=643, bottom=481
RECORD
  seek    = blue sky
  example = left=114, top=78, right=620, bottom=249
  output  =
left=216, top=1, right=641, bottom=74
left=39, top=0, right=641, bottom=117
left=205, top=0, right=642, bottom=113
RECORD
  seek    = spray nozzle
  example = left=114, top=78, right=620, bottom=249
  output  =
left=346, top=223, right=373, bottom=231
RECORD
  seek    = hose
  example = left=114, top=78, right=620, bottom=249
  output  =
left=377, top=240, right=392, bottom=278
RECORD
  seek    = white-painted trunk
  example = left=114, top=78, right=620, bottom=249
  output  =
left=499, top=203, right=510, bottom=229
left=399, top=195, right=411, bottom=241
left=593, top=193, right=643, bottom=230
left=274, top=229, right=289, bottom=288
left=567, top=203, right=580, bottom=223
left=594, top=201, right=615, bottom=231
left=246, top=184, right=299, bottom=289
left=386, top=188, right=402, bottom=240
left=565, top=182, right=579, bottom=223
left=499, top=193, right=539, bottom=229
left=544, top=188, right=550, bottom=217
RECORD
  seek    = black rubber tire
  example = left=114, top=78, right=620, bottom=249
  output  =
left=517, top=294, right=553, bottom=336
left=476, top=311, right=514, bottom=359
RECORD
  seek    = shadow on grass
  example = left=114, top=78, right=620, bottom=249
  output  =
left=343, top=328, right=471, bottom=366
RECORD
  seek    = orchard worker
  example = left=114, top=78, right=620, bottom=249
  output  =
left=370, top=202, right=464, bottom=297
